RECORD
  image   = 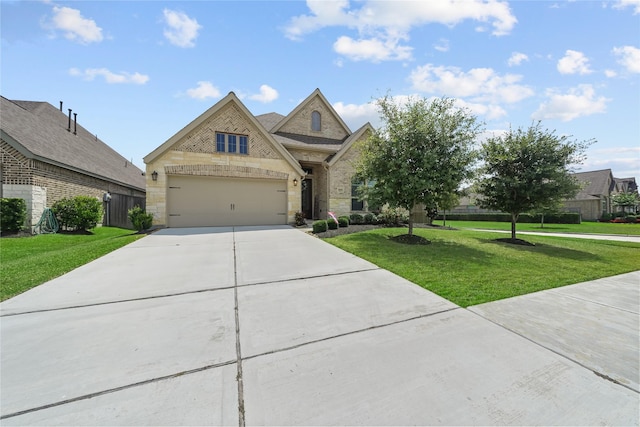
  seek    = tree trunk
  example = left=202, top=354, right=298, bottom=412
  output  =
left=443, top=210, right=447, bottom=227
left=511, top=213, right=518, bottom=240
left=540, top=213, right=545, bottom=229
left=408, top=215, right=414, bottom=236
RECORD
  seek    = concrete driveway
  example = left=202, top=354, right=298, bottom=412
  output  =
left=1, top=226, right=638, bottom=426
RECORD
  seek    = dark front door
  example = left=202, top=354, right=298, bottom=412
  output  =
left=302, top=178, right=313, bottom=220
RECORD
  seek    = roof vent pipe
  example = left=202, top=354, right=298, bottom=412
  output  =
left=67, top=109, right=72, bottom=132
left=73, top=113, right=77, bottom=135
left=60, top=101, right=63, bottom=111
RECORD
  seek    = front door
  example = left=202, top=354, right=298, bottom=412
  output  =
left=301, top=178, right=312, bottom=220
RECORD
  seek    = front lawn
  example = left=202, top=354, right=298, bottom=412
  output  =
left=0, top=227, right=145, bottom=301
left=436, top=219, right=640, bottom=235
left=326, top=227, right=640, bottom=307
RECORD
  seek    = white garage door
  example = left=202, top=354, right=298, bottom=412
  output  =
left=167, top=176, right=288, bottom=227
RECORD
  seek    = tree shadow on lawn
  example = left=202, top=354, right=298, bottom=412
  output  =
left=478, top=237, right=603, bottom=262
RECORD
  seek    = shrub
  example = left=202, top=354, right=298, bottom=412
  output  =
left=338, top=216, right=349, bottom=227
left=599, top=213, right=613, bottom=222
left=378, top=207, right=407, bottom=226
left=52, top=196, right=102, bottom=231
left=0, top=198, right=27, bottom=232
left=312, top=220, right=327, bottom=233
left=364, top=213, right=376, bottom=224
left=294, top=211, right=306, bottom=226
left=625, top=215, right=637, bottom=223
left=128, top=205, right=153, bottom=231
left=327, top=218, right=338, bottom=230
left=434, top=212, right=581, bottom=224
left=350, top=213, right=364, bottom=224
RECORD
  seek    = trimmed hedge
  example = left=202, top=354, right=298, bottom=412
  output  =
left=312, top=220, right=328, bottom=233
left=52, top=196, right=103, bottom=231
left=350, top=213, right=364, bottom=224
left=327, top=218, right=338, bottom=230
left=364, top=213, right=377, bottom=224
left=435, top=212, right=581, bottom=224
left=338, top=216, right=349, bottom=227
left=1, top=198, right=27, bottom=232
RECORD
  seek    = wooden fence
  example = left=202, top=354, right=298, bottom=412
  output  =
left=104, top=193, right=146, bottom=229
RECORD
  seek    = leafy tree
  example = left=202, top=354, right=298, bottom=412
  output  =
left=356, top=95, right=482, bottom=236
left=475, top=122, right=591, bottom=241
left=438, top=191, right=462, bottom=227
left=611, top=191, right=639, bottom=215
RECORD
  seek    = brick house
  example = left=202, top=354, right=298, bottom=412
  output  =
left=563, top=169, right=639, bottom=220
left=144, top=89, right=374, bottom=227
left=1, top=96, right=146, bottom=230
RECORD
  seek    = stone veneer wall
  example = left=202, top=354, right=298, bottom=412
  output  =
left=146, top=104, right=302, bottom=226
left=2, top=184, right=47, bottom=231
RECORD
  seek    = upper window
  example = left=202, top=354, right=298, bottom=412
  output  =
left=311, top=111, right=321, bottom=131
left=216, top=132, right=248, bottom=155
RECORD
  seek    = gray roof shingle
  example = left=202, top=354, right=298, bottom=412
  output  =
left=571, top=169, right=614, bottom=200
left=1, top=97, right=145, bottom=191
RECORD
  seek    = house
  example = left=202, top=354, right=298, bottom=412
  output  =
left=144, top=89, right=374, bottom=227
left=0, top=96, right=146, bottom=230
left=562, top=169, right=615, bottom=220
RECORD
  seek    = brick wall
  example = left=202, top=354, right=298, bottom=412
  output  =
left=277, top=95, right=349, bottom=141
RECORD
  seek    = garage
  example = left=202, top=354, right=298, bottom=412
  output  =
left=167, top=175, right=288, bottom=227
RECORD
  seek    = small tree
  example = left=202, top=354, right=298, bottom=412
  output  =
left=52, top=196, right=102, bottom=231
left=128, top=205, right=153, bottom=231
left=356, top=95, right=482, bottom=237
left=475, top=122, right=591, bottom=241
left=611, top=192, right=639, bottom=215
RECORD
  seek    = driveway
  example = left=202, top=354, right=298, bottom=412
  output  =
left=1, top=226, right=638, bottom=425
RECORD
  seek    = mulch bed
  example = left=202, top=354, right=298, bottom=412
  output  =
left=494, top=237, right=535, bottom=246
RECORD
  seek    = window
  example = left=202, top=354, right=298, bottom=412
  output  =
left=311, top=111, right=321, bottom=131
left=239, top=136, right=248, bottom=154
left=216, top=132, right=248, bottom=155
left=351, top=181, right=364, bottom=211
left=216, top=133, right=225, bottom=152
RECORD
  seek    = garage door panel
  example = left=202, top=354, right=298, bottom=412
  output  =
left=167, top=176, right=287, bottom=227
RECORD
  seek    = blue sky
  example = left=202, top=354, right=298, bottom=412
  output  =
left=2, top=0, right=639, bottom=180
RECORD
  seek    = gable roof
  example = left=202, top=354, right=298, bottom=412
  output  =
left=327, top=122, right=375, bottom=166
left=572, top=169, right=615, bottom=200
left=1, top=96, right=145, bottom=191
left=270, top=88, right=352, bottom=136
left=144, top=92, right=305, bottom=177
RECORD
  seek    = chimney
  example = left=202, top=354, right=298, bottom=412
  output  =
left=73, top=113, right=77, bottom=135
left=60, top=101, right=63, bottom=111
left=67, top=109, right=72, bottom=132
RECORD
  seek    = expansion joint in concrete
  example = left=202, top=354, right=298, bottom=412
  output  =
left=232, top=228, right=246, bottom=427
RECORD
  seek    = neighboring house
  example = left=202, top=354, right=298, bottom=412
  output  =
left=144, top=89, right=374, bottom=227
left=1, top=96, right=146, bottom=230
left=562, top=169, right=615, bottom=221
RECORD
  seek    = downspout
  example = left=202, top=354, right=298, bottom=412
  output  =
left=323, top=160, right=330, bottom=219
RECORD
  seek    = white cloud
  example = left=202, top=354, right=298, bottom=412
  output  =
left=248, top=85, right=279, bottom=103
left=433, top=38, right=450, bottom=52
left=284, top=0, right=517, bottom=62
left=333, top=35, right=412, bottom=62
left=163, top=9, right=201, bottom=48
left=557, top=50, right=592, bottom=75
left=532, top=84, right=609, bottom=122
left=409, top=64, right=534, bottom=104
left=186, top=81, right=221, bottom=100
left=69, top=68, right=149, bottom=84
left=612, top=45, right=640, bottom=73
left=49, top=6, right=103, bottom=44
left=605, top=69, right=618, bottom=77
left=613, top=0, right=640, bottom=14
left=333, top=100, right=380, bottom=128
left=508, top=52, right=528, bottom=66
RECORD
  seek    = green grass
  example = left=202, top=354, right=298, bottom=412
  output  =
left=326, top=227, right=640, bottom=307
left=1, top=227, right=145, bottom=301
left=435, top=219, right=640, bottom=235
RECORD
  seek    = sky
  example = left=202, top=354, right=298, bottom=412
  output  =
left=1, top=0, right=639, bottom=181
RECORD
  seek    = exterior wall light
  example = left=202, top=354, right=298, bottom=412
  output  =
left=293, top=178, right=298, bottom=186
left=151, top=170, right=158, bottom=181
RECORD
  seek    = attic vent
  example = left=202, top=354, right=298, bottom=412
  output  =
left=67, top=109, right=72, bottom=132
